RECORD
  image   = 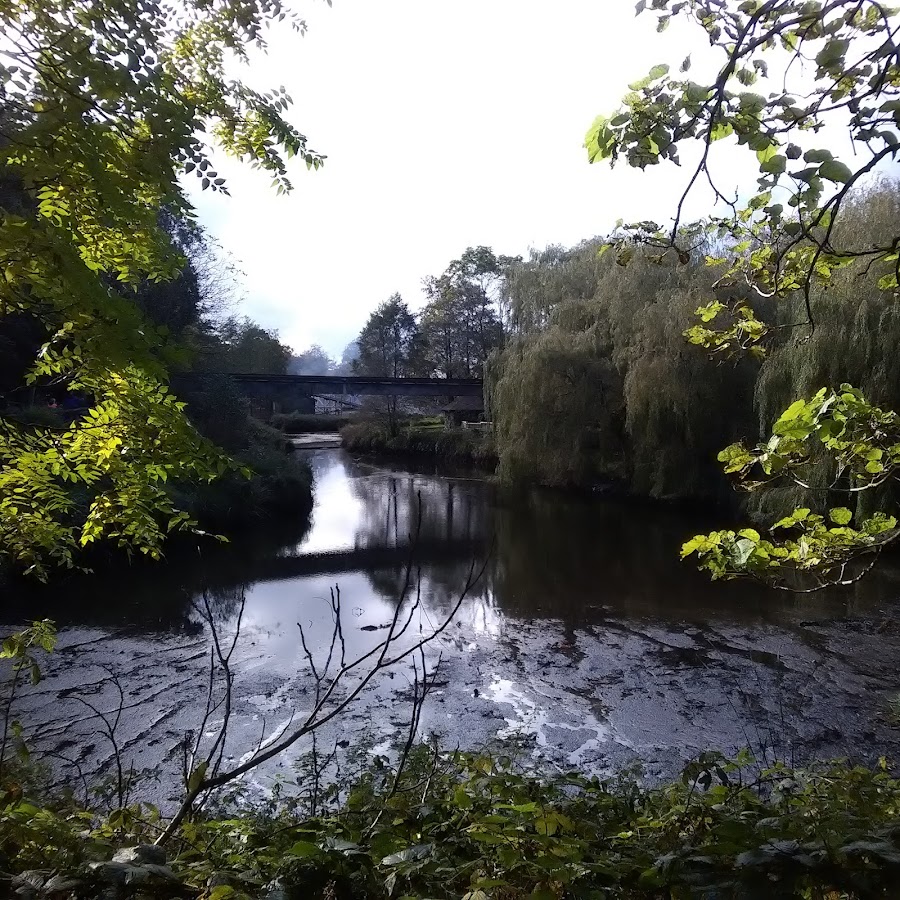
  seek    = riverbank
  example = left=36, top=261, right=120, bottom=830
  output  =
left=340, top=420, right=497, bottom=466
left=271, top=411, right=351, bottom=433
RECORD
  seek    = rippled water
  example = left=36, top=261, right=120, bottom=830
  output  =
left=5, top=448, right=900, bottom=801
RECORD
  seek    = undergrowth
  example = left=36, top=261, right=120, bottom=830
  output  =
left=270, top=412, right=351, bottom=433
left=4, top=747, right=900, bottom=898
left=341, top=422, right=496, bottom=466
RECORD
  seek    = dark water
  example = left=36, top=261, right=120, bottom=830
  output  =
left=5, top=449, right=900, bottom=800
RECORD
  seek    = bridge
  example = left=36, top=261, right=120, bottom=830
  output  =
left=216, top=374, right=484, bottom=414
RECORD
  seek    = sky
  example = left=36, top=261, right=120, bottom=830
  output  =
left=185, top=0, right=756, bottom=358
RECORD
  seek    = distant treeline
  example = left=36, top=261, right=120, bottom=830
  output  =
left=487, top=182, right=900, bottom=513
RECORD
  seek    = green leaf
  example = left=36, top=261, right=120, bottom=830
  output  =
left=628, top=74, right=654, bottom=91
left=755, top=143, right=778, bottom=164
left=818, top=160, right=852, bottom=183
left=187, top=760, right=208, bottom=793
left=829, top=507, right=853, bottom=525
left=454, top=786, right=474, bottom=809
left=288, top=840, right=320, bottom=857
left=815, top=38, right=849, bottom=69
left=761, top=154, right=786, bottom=175
left=208, top=887, right=235, bottom=900
left=381, top=844, right=433, bottom=866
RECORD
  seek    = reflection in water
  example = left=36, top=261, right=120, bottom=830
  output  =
left=6, top=449, right=900, bottom=793
left=303, top=451, right=900, bottom=630
left=7, top=448, right=900, bottom=631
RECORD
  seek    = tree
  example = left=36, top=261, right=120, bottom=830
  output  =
left=355, top=295, right=427, bottom=380
left=289, top=344, right=336, bottom=376
left=355, top=295, right=427, bottom=430
left=0, top=0, right=324, bottom=575
left=420, top=273, right=465, bottom=379
left=334, top=340, right=360, bottom=376
left=586, top=0, right=900, bottom=589
left=455, top=245, right=517, bottom=334
left=420, top=248, right=504, bottom=379
left=487, top=239, right=758, bottom=496
left=503, top=244, right=602, bottom=333
left=201, top=317, right=292, bottom=375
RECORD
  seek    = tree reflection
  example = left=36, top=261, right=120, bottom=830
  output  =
left=2, top=516, right=311, bottom=630
left=343, top=461, right=900, bottom=625
left=10, top=454, right=900, bottom=635
left=349, top=469, right=490, bottom=550
left=347, top=468, right=495, bottom=606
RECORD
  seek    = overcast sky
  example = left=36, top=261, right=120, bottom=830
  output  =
left=186, top=0, right=757, bottom=357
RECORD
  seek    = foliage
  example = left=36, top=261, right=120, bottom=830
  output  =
left=289, top=344, right=338, bottom=376
left=271, top=412, right=351, bottom=433
left=585, top=0, right=900, bottom=336
left=355, top=296, right=428, bottom=380
left=5, top=749, right=900, bottom=898
left=171, top=378, right=313, bottom=528
left=583, top=1, right=900, bottom=585
left=421, top=247, right=506, bottom=379
left=0, top=620, right=55, bottom=687
left=341, top=421, right=496, bottom=465
left=173, top=433, right=313, bottom=529
left=196, top=316, right=293, bottom=376
left=1, top=370, right=232, bottom=577
left=0, top=0, right=322, bottom=574
left=488, top=243, right=757, bottom=498
left=354, top=296, right=429, bottom=431
left=0, top=621, right=56, bottom=788
left=682, top=384, right=900, bottom=585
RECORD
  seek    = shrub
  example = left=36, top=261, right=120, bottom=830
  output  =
left=340, top=421, right=496, bottom=465
left=271, top=412, right=351, bottom=433
left=4, top=750, right=900, bottom=899
left=171, top=379, right=313, bottom=528
left=3, top=404, right=67, bottom=428
left=171, top=424, right=312, bottom=528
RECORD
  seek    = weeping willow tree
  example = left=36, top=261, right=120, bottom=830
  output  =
left=584, top=0, right=900, bottom=589
left=489, top=241, right=759, bottom=500
left=488, top=307, right=623, bottom=488
left=738, top=182, right=900, bottom=524
left=491, top=178, right=900, bottom=522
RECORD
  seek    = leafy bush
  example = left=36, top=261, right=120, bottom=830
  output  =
left=4, top=750, right=900, bottom=898
left=490, top=184, right=900, bottom=513
left=270, top=412, right=351, bottom=433
left=172, top=420, right=312, bottom=528
left=2, top=404, right=67, bottom=428
left=170, top=377, right=313, bottom=528
left=341, top=421, right=496, bottom=465
left=489, top=244, right=758, bottom=500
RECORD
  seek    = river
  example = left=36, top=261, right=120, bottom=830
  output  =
left=5, top=446, right=900, bottom=804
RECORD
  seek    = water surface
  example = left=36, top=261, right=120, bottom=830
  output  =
left=5, top=449, right=900, bottom=801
